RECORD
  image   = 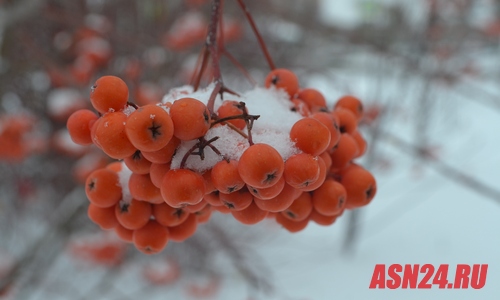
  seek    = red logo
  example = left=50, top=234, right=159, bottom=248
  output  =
left=369, top=264, right=488, bottom=289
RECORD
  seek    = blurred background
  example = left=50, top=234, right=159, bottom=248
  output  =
left=1, top=0, right=500, bottom=299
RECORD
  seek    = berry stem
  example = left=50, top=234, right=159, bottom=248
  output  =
left=126, top=101, right=139, bottom=109
left=236, top=0, right=276, bottom=71
left=210, top=113, right=260, bottom=127
left=210, top=102, right=258, bottom=145
left=221, top=50, right=257, bottom=86
left=180, top=136, right=222, bottom=169
left=238, top=102, right=256, bottom=146
left=205, top=0, right=224, bottom=114
left=218, top=0, right=226, bottom=46
left=207, top=81, right=222, bottom=116
left=205, top=0, right=244, bottom=114
left=221, top=122, right=248, bottom=139
left=192, top=45, right=210, bottom=91
left=246, top=118, right=255, bottom=146
left=217, top=0, right=257, bottom=86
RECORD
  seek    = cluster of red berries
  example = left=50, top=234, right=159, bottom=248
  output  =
left=0, top=114, right=42, bottom=162
left=260, top=68, right=376, bottom=231
left=66, top=70, right=376, bottom=254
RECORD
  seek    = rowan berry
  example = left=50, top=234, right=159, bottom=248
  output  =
left=333, top=108, right=357, bottom=134
left=232, top=201, right=268, bottom=225
left=125, top=104, right=174, bottom=152
left=311, top=112, right=341, bottom=150
left=203, top=191, right=223, bottom=207
left=253, top=183, right=299, bottom=213
left=90, top=75, right=129, bottom=114
left=211, top=159, right=245, bottom=194
left=106, top=161, right=123, bottom=173
left=133, top=220, right=169, bottom=254
left=124, top=151, right=152, bottom=175
left=217, top=100, right=248, bottom=130
left=153, top=203, right=189, bottom=227
left=341, top=166, right=376, bottom=209
left=329, top=133, right=359, bottom=171
left=319, top=151, right=332, bottom=171
left=219, top=187, right=253, bottom=211
left=85, top=168, right=122, bottom=208
left=351, top=130, right=367, bottom=158
left=195, top=205, right=212, bottom=224
left=238, top=143, right=284, bottom=189
left=168, top=214, right=198, bottom=242
left=282, top=192, right=313, bottom=221
left=297, top=88, right=327, bottom=111
left=128, top=173, right=163, bottom=204
left=183, top=200, right=208, bottom=213
left=170, top=98, right=210, bottom=140
left=247, top=175, right=285, bottom=200
left=290, top=98, right=311, bottom=117
left=299, top=155, right=327, bottom=192
left=265, top=68, right=299, bottom=98
left=275, top=213, right=309, bottom=233
left=309, top=209, right=337, bottom=226
left=312, top=179, right=346, bottom=216
left=115, top=199, right=152, bottom=230
left=149, top=163, right=171, bottom=188
left=114, top=223, right=134, bottom=243
left=93, top=111, right=136, bottom=159
left=141, top=136, right=180, bottom=164
left=283, top=153, right=320, bottom=189
left=334, top=95, right=363, bottom=121
left=67, top=109, right=99, bottom=145
left=160, top=169, right=206, bottom=207
left=290, top=117, right=331, bottom=156
left=201, top=169, right=217, bottom=194
left=213, top=204, right=231, bottom=214
left=88, top=203, right=119, bottom=230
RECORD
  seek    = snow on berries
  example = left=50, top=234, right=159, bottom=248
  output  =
left=66, top=70, right=376, bottom=255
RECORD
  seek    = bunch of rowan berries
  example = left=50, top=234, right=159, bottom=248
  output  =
left=67, top=69, right=376, bottom=254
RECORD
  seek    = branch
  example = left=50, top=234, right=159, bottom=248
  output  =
left=205, top=222, right=273, bottom=293
left=381, top=131, right=500, bottom=204
left=0, top=188, right=86, bottom=292
left=236, top=0, right=276, bottom=70
left=204, top=0, right=223, bottom=112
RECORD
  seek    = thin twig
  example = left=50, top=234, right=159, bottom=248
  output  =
left=236, top=0, right=276, bottom=70
left=206, top=0, right=223, bottom=114
left=206, top=222, right=273, bottom=293
left=192, top=46, right=210, bottom=92
left=221, top=50, right=257, bottom=86
left=381, top=131, right=500, bottom=204
left=224, top=122, right=248, bottom=139
left=0, top=188, right=86, bottom=292
left=180, top=137, right=221, bottom=169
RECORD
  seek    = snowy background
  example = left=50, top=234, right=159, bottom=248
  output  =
left=1, top=0, right=500, bottom=299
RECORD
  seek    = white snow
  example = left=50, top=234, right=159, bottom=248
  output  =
left=46, top=88, right=84, bottom=116
left=161, top=85, right=194, bottom=104
left=165, top=84, right=302, bottom=171
left=122, top=105, right=137, bottom=116
left=54, top=129, right=87, bottom=154
left=168, top=12, right=206, bottom=36
left=9, top=2, right=500, bottom=300
left=117, top=163, right=133, bottom=204
left=75, top=36, right=111, bottom=58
